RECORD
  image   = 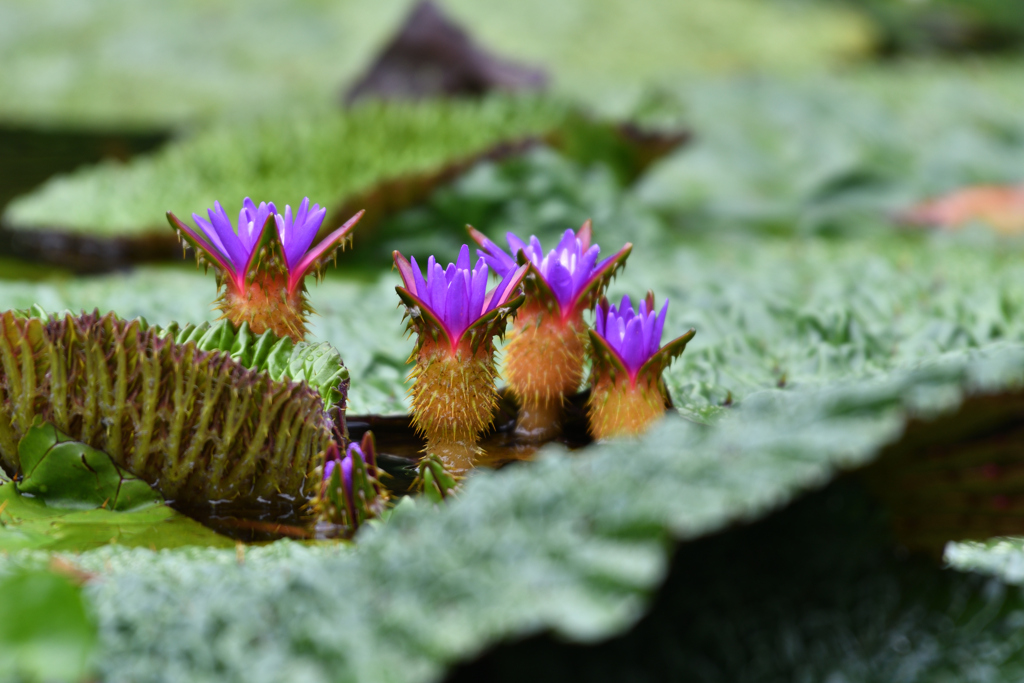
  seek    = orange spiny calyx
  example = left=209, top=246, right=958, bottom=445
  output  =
left=469, top=220, right=632, bottom=438
left=219, top=269, right=310, bottom=341
left=503, top=301, right=587, bottom=439
left=587, top=291, right=696, bottom=438
left=409, top=337, right=498, bottom=472
left=587, top=373, right=668, bottom=440
left=167, top=198, right=364, bottom=342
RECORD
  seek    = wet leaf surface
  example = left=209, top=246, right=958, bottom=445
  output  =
left=16, top=422, right=163, bottom=512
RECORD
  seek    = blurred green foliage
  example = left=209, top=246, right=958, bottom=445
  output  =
left=3, top=97, right=569, bottom=236
left=0, top=0, right=870, bottom=127
left=841, top=0, right=1024, bottom=55
left=0, top=569, right=96, bottom=683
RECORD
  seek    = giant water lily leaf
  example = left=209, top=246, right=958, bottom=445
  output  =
left=0, top=345, right=1018, bottom=681
left=0, top=485, right=233, bottom=552
left=17, top=421, right=162, bottom=512
left=0, top=568, right=97, bottom=683
left=4, top=98, right=570, bottom=243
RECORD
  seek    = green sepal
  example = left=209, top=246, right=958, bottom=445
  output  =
left=587, top=328, right=631, bottom=383
left=16, top=420, right=163, bottom=512
left=396, top=286, right=454, bottom=353
left=638, top=329, right=696, bottom=385
left=463, top=292, right=526, bottom=356
left=570, top=243, right=632, bottom=317
left=414, top=452, right=462, bottom=505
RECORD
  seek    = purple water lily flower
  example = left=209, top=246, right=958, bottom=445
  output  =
left=394, top=244, right=528, bottom=352
left=594, top=294, right=668, bottom=378
left=590, top=291, right=695, bottom=388
left=469, top=221, right=631, bottom=320
left=168, top=197, right=363, bottom=295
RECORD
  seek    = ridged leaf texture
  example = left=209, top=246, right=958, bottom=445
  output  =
left=0, top=310, right=334, bottom=504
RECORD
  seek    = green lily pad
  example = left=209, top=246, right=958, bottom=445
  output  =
left=16, top=421, right=162, bottom=512
left=0, top=484, right=234, bottom=552
left=0, top=569, right=97, bottom=683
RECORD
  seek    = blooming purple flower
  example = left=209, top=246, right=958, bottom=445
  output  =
left=470, top=222, right=631, bottom=319
left=168, top=197, right=362, bottom=295
left=594, top=294, right=669, bottom=378
left=394, top=244, right=527, bottom=349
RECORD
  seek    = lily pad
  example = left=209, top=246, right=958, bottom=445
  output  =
left=17, top=421, right=162, bottom=512
left=0, top=484, right=233, bottom=552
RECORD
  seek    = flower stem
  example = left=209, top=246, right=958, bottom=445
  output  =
left=515, top=395, right=563, bottom=442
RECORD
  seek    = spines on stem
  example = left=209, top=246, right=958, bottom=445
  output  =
left=0, top=310, right=334, bottom=504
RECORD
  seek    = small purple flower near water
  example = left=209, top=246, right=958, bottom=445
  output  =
left=594, top=294, right=669, bottom=379
left=167, top=197, right=363, bottom=340
left=317, top=432, right=386, bottom=536
left=323, top=441, right=365, bottom=494
left=394, top=244, right=527, bottom=352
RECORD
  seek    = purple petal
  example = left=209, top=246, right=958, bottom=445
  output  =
left=410, top=256, right=428, bottom=298
left=341, top=455, right=354, bottom=495
left=527, top=236, right=544, bottom=263
left=470, top=263, right=488, bottom=317
left=621, top=317, right=646, bottom=373
left=572, top=246, right=600, bottom=298
left=444, top=263, right=458, bottom=284
left=506, top=233, right=528, bottom=262
left=456, top=244, right=471, bottom=272
left=323, top=459, right=336, bottom=482
left=445, top=270, right=469, bottom=338
left=641, top=309, right=654, bottom=357
left=554, top=228, right=577, bottom=258
left=594, top=301, right=607, bottom=337
left=652, top=300, right=669, bottom=354
left=545, top=261, right=574, bottom=308
left=282, top=199, right=325, bottom=269
left=486, top=265, right=517, bottom=312
left=618, top=295, right=633, bottom=323
left=429, top=262, right=447, bottom=314
left=205, top=205, right=248, bottom=269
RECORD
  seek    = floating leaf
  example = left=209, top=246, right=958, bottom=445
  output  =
left=16, top=421, right=162, bottom=512
left=0, top=483, right=233, bottom=552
